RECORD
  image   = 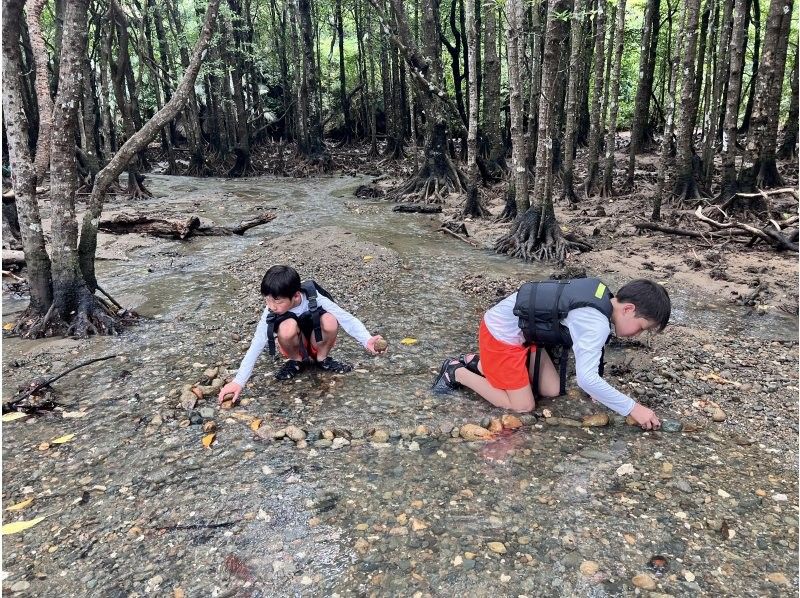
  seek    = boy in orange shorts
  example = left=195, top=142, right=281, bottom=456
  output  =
left=431, top=278, right=670, bottom=430
left=218, top=265, right=386, bottom=402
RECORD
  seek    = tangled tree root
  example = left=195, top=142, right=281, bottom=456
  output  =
left=495, top=206, right=591, bottom=263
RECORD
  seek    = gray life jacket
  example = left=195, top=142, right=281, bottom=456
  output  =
left=512, top=278, right=613, bottom=395
left=266, top=280, right=334, bottom=358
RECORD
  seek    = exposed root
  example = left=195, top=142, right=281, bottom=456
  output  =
left=126, top=171, right=153, bottom=200
left=462, top=184, right=490, bottom=219
left=672, top=173, right=708, bottom=207
left=228, top=148, right=257, bottom=178
left=495, top=205, right=590, bottom=263
left=582, top=163, right=601, bottom=198
left=495, top=183, right=518, bottom=222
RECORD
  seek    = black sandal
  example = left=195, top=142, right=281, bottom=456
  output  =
left=458, top=353, right=483, bottom=376
left=275, top=359, right=303, bottom=381
left=316, top=356, right=353, bottom=374
left=431, top=357, right=464, bottom=394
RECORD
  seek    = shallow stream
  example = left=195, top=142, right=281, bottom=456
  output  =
left=2, top=175, right=797, bottom=596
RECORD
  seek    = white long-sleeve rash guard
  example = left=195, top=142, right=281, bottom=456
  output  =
left=233, top=292, right=371, bottom=387
left=483, top=293, right=635, bottom=416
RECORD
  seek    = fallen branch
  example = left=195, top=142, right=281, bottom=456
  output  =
left=2, top=249, right=26, bottom=268
left=695, top=206, right=798, bottom=251
left=393, top=204, right=442, bottom=214
left=97, top=212, right=276, bottom=239
left=438, top=226, right=480, bottom=247
left=3, top=354, right=117, bottom=411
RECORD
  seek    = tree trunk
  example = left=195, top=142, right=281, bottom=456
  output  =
left=720, top=0, right=748, bottom=199
left=626, top=0, right=660, bottom=188
left=496, top=0, right=587, bottom=262
left=777, top=44, right=799, bottom=159
left=692, top=0, right=712, bottom=116
left=702, top=0, right=734, bottom=189
left=672, top=0, right=706, bottom=202
left=77, top=0, right=221, bottom=304
left=652, top=1, right=686, bottom=220
left=739, top=0, right=761, bottom=133
left=224, top=3, right=254, bottom=177
left=2, top=0, right=53, bottom=326
left=600, top=0, right=625, bottom=197
left=335, top=0, right=354, bottom=142
left=25, top=0, right=54, bottom=184
left=738, top=0, right=794, bottom=192
left=561, top=0, right=584, bottom=204
left=481, top=0, right=505, bottom=177
left=463, top=0, right=488, bottom=217
left=297, top=0, right=330, bottom=166
left=582, top=0, right=606, bottom=197
left=575, top=1, right=594, bottom=146
left=525, top=0, right=545, bottom=171
left=506, top=0, right=529, bottom=213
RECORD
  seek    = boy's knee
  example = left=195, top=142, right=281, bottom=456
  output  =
left=514, top=398, right=535, bottom=413
left=320, top=313, right=339, bottom=333
left=538, top=378, right=560, bottom=399
left=277, top=319, right=299, bottom=339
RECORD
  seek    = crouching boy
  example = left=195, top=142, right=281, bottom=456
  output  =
left=219, top=265, right=386, bottom=402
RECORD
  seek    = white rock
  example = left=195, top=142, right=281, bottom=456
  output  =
left=616, top=463, right=635, bottom=476
left=683, top=570, right=696, bottom=582
left=717, top=489, right=731, bottom=499
left=773, top=494, right=788, bottom=501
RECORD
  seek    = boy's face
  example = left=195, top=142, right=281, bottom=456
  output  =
left=614, top=302, right=658, bottom=337
left=265, top=292, right=301, bottom=315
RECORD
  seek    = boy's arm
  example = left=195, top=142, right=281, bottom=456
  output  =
left=232, top=307, right=271, bottom=387
left=565, top=308, right=637, bottom=416
left=317, top=295, right=372, bottom=347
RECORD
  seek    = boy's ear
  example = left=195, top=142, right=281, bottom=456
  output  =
left=622, top=301, right=637, bottom=315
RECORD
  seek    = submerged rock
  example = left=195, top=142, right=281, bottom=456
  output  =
left=661, top=419, right=683, bottom=433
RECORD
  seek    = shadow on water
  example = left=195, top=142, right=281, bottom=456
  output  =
left=2, top=175, right=797, bottom=596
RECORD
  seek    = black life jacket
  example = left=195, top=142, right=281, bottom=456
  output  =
left=512, top=278, right=613, bottom=395
left=266, top=280, right=334, bottom=357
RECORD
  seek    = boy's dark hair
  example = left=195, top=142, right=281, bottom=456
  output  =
left=260, top=265, right=301, bottom=298
left=616, top=279, right=671, bottom=332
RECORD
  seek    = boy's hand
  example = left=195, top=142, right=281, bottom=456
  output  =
left=366, top=335, right=387, bottom=355
left=218, top=381, right=243, bottom=404
left=629, top=403, right=661, bottom=430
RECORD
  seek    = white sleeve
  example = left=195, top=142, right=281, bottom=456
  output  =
left=233, top=307, right=271, bottom=386
left=564, top=307, right=636, bottom=416
left=317, top=295, right=372, bottom=347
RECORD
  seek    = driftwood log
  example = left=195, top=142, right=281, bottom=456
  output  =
left=98, top=212, right=276, bottom=239
left=2, top=250, right=25, bottom=268
left=393, top=204, right=442, bottom=214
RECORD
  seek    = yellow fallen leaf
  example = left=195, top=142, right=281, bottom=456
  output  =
left=6, top=498, right=33, bottom=512
left=250, top=418, right=262, bottom=432
left=202, top=433, right=216, bottom=448
left=400, top=338, right=418, bottom=345
left=2, top=516, right=45, bottom=535
left=51, top=433, right=75, bottom=444
left=363, top=255, right=374, bottom=262
left=3, top=322, right=14, bottom=330
left=2, top=412, right=27, bottom=422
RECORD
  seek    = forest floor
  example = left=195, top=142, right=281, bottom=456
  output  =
left=1, top=142, right=798, bottom=597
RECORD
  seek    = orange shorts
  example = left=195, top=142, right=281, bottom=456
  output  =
left=478, top=319, right=533, bottom=391
left=277, top=334, right=335, bottom=360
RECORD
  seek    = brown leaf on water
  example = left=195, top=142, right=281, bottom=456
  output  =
left=202, top=433, right=216, bottom=448
left=224, top=553, right=254, bottom=582
left=250, top=418, right=262, bottom=432
left=173, top=588, right=186, bottom=598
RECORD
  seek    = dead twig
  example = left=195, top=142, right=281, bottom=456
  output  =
left=438, top=226, right=480, bottom=247
left=3, top=354, right=118, bottom=411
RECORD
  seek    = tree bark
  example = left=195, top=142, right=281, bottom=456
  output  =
left=673, top=0, right=705, bottom=202
left=702, top=0, right=734, bottom=189
left=600, top=0, right=625, bottom=198
left=335, top=0, right=354, bottom=142
left=24, top=0, right=54, bottom=184
left=296, top=0, right=330, bottom=166
left=582, top=0, right=606, bottom=197
left=561, top=0, right=584, bottom=205
left=738, top=0, right=794, bottom=192
left=496, top=0, right=586, bottom=262
left=463, top=0, right=487, bottom=218
left=481, top=1, right=505, bottom=177
left=626, top=0, right=660, bottom=188
left=777, top=44, right=799, bottom=159
left=77, top=0, right=221, bottom=298
left=720, top=0, right=748, bottom=199
left=652, top=0, right=686, bottom=220
left=506, top=0, right=529, bottom=213
left=739, top=0, right=761, bottom=133
left=2, top=0, right=53, bottom=322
